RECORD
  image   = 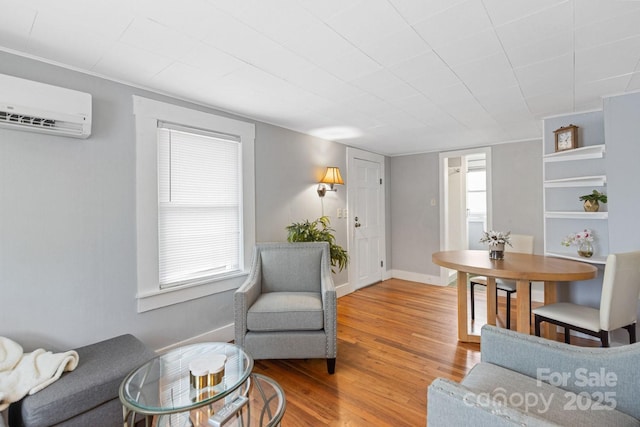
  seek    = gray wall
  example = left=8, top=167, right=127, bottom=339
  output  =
left=389, top=140, right=544, bottom=278
left=492, top=140, right=544, bottom=255
left=604, top=92, right=640, bottom=341
left=389, top=152, right=441, bottom=275
left=605, top=92, right=640, bottom=253
left=0, top=51, right=349, bottom=351
left=254, top=122, right=348, bottom=286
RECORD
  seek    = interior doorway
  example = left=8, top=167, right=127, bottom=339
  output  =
left=438, top=147, right=492, bottom=284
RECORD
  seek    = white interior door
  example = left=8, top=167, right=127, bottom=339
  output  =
left=348, top=148, right=385, bottom=291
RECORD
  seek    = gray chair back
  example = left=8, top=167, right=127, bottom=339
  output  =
left=256, top=242, right=329, bottom=293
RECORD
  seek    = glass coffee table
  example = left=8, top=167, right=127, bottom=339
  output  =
left=187, top=373, right=286, bottom=427
left=120, top=342, right=285, bottom=427
left=120, top=342, right=252, bottom=426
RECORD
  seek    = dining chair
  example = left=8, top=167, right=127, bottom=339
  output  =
left=470, top=234, right=534, bottom=330
left=533, top=250, right=640, bottom=347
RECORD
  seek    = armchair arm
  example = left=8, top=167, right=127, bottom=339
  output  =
left=320, top=249, right=337, bottom=358
left=427, top=378, right=557, bottom=427
left=234, top=251, right=263, bottom=347
left=480, top=325, right=640, bottom=420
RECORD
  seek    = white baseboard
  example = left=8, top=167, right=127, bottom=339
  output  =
left=154, top=323, right=235, bottom=353
left=336, top=281, right=353, bottom=298
left=389, top=269, right=444, bottom=286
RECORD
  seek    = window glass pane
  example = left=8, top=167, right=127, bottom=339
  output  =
left=466, top=170, right=485, bottom=192
left=467, top=192, right=486, bottom=215
left=157, top=127, right=241, bottom=287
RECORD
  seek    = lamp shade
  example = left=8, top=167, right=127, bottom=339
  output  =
left=320, top=167, right=344, bottom=185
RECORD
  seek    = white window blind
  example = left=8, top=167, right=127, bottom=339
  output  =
left=157, top=123, right=242, bottom=288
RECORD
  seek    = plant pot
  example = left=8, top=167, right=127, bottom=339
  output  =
left=489, top=243, right=505, bottom=260
left=583, top=200, right=600, bottom=212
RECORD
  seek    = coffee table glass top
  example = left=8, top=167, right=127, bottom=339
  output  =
left=120, top=342, right=253, bottom=415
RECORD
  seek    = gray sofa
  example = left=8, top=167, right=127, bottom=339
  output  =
left=8, top=334, right=154, bottom=427
left=428, top=325, right=640, bottom=426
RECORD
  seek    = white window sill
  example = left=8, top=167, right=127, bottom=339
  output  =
left=137, top=272, right=248, bottom=313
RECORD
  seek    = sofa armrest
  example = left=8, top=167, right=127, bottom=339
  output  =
left=480, top=325, right=640, bottom=420
left=427, top=378, right=558, bottom=427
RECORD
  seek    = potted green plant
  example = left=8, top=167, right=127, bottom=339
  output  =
left=579, top=190, right=607, bottom=212
left=286, top=216, right=348, bottom=273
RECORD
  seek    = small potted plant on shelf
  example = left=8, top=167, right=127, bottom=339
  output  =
left=579, top=190, right=607, bottom=212
left=561, top=228, right=594, bottom=258
left=479, top=230, right=512, bottom=260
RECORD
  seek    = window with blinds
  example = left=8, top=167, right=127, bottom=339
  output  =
left=157, top=123, right=242, bottom=288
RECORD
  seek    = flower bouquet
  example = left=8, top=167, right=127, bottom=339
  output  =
left=561, top=229, right=594, bottom=258
left=480, top=230, right=512, bottom=259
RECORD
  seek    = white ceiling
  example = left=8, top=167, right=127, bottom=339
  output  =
left=2, top=0, right=640, bottom=155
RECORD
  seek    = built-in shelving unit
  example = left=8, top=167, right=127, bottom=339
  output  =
left=543, top=113, right=608, bottom=266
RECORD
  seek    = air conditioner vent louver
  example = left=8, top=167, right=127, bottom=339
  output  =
left=0, top=111, right=56, bottom=128
left=0, top=73, right=92, bottom=138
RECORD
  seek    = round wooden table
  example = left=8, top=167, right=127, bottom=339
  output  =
left=432, top=250, right=598, bottom=343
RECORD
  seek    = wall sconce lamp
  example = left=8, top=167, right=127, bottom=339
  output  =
left=317, top=166, right=344, bottom=197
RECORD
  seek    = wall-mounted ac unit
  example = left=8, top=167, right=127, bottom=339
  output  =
left=0, top=73, right=92, bottom=139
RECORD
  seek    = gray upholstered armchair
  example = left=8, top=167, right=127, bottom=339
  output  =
left=234, top=242, right=337, bottom=374
left=428, top=325, right=640, bottom=426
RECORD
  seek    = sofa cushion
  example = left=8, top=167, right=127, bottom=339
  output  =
left=461, top=362, right=639, bottom=427
left=9, top=334, right=154, bottom=427
left=247, top=292, right=323, bottom=331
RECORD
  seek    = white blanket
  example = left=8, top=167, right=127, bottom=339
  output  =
left=0, top=337, right=79, bottom=411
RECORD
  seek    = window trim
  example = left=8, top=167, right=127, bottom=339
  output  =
left=133, top=96, right=255, bottom=313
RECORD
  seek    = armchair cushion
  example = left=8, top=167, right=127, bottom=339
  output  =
left=247, top=292, right=324, bottom=331
left=260, top=248, right=322, bottom=293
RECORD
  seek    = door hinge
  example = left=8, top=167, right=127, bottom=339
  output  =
left=380, top=260, right=384, bottom=267
left=379, top=178, right=383, bottom=185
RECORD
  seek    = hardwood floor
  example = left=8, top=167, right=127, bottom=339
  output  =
left=179, top=278, right=601, bottom=427
left=252, top=279, right=481, bottom=426
left=250, top=278, right=600, bottom=426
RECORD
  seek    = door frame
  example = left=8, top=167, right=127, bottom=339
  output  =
left=438, top=147, right=492, bottom=285
left=346, top=147, right=386, bottom=295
